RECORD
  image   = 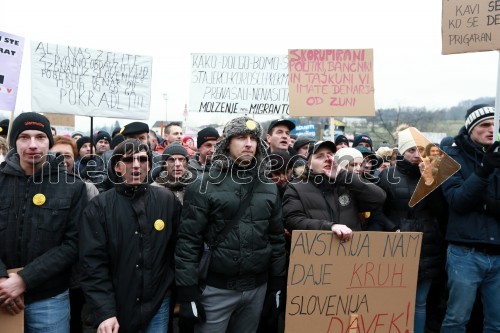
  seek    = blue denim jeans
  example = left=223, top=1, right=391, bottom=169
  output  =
left=140, top=296, right=170, bottom=333
left=24, top=290, right=70, bottom=333
left=441, top=244, right=500, bottom=333
left=414, top=278, right=432, bottom=333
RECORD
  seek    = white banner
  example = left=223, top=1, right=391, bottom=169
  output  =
left=31, top=41, right=152, bottom=119
left=189, top=53, right=289, bottom=115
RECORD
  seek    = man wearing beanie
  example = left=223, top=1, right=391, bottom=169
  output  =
left=176, top=116, right=286, bottom=333
left=74, top=136, right=93, bottom=175
left=353, top=133, right=373, bottom=152
left=440, top=104, right=500, bottom=332
left=0, top=112, right=87, bottom=332
left=188, top=126, right=220, bottom=173
left=334, top=134, right=350, bottom=150
left=153, top=143, right=193, bottom=203
left=94, top=131, right=111, bottom=157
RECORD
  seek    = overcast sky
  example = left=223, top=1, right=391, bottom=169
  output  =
left=1, top=0, right=498, bottom=131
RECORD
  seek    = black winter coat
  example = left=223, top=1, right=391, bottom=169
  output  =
left=0, top=151, right=87, bottom=303
left=79, top=184, right=180, bottom=333
left=378, top=160, right=447, bottom=279
left=283, top=170, right=386, bottom=231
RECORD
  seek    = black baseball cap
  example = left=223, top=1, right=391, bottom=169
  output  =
left=267, top=119, right=295, bottom=134
left=308, top=140, right=336, bottom=157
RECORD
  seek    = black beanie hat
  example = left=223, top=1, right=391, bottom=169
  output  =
left=162, top=142, right=188, bottom=160
left=0, top=119, right=9, bottom=136
left=93, top=131, right=111, bottom=145
left=197, top=127, right=220, bottom=148
left=77, top=136, right=91, bottom=151
left=9, top=112, right=54, bottom=149
left=110, top=134, right=124, bottom=149
left=353, top=133, right=373, bottom=151
left=465, top=104, right=495, bottom=134
left=334, top=134, right=349, bottom=146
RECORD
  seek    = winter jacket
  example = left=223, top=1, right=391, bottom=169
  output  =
left=79, top=183, right=180, bottom=333
left=378, top=159, right=447, bottom=279
left=442, top=127, right=500, bottom=246
left=283, top=169, right=386, bottom=231
left=152, top=169, right=195, bottom=204
left=0, top=150, right=87, bottom=303
left=175, top=163, right=286, bottom=301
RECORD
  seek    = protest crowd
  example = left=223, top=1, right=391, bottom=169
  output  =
left=0, top=103, right=499, bottom=333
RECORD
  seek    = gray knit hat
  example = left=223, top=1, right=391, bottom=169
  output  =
left=212, top=116, right=268, bottom=167
left=162, top=142, right=188, bottom=160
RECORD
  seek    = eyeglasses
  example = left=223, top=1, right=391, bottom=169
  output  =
left=121, top=155, right=149, bottom=163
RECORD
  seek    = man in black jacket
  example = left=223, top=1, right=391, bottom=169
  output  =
left=79, top=139, right=181, bottom=333
left=283, top=141, right=386, bottom=239
left=175, top=116, right=286, bottom=333
left=0, top=112, right=87, bottom=332
left=440, top=105, right=500, bottom=332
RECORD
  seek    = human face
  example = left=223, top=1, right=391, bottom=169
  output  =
left=228, top=134, right=257, bottom=164
left=297, top=144, right=310, bottom=158
left=429, top=146, right=441, bottom=157
left=79, top=142, right=92, bottom=159
left=72, top=134, right=82, bottom=141
left=357, top=142, right=371, bottom=149
left=183, top=138, right=195, bottom=150
left=125, top=132, right=148, bottom=144
left=198, top=140, right=216, bottom=164
left=51, top=143, right=75, bottom=171
left=95, top=139, right=110, bottom=155
left=336, top=142, right=349, bottom=150
left=148, top=132, right=158, bottom=150
left=16, top=130, right=50, bottom=175
left=347, top=157, right=364, bottom=174
left=165, top=154, right=187, bottom=180
left=266, top=125, right=290, bottom=152
left=470, top=119, right=494, bottom=147
left=289, top=137, right=296, bottom=147
left=114, top=151, right=150, bottom=186
left=308, top=147, right=335, bottom=176
left=403, top=147, right=422, bottom=165
left=166, top=126, right=183, bottom=145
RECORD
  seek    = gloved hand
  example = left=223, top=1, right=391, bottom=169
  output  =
left=178, top=300, right=206, bottom=323
left=477, top=141, right=500, bottom=178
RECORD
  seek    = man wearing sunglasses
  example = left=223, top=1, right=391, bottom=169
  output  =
left=79, top=139, right=181, bottom=333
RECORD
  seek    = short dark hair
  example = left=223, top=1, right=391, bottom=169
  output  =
left=165, top=122, right=182, bottom=135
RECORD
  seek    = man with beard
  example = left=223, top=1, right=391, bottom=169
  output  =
left=175, top=116, right=286, bottom=333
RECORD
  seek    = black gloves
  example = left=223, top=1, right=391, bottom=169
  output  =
left=477, top=141, right=500, bottom=178
left=178, top=301, right=206, bottom=323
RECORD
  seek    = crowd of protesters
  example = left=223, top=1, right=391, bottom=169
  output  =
left=0, top=103, right=499, bottom=333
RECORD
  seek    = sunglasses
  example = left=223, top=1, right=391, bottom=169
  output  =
left=121, top=155, right=149, bottom=163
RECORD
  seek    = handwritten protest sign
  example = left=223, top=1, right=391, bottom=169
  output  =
left=288, top=49, right=375, bottom=117
left=189, top=53, right=289, bottom=115
left=31, top=41, right=152, bottom=119
left=442, top=0, right=500, bottom=54
left=0, top=31, right=25, bottom=112
left=286, top=231, right=421, bottom=333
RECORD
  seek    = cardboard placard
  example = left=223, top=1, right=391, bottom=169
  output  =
left=285, top=231, right=421, bottom=333
left=0, top=31, right=25, bottom=112
left=442, top=0, right=500, bottom=54
left=189, top=53, right=289, bottom=115
left=31, top=41, right=152, bottom=119
left=288, top=49, right=375, bottom=117
left=0, top=268, right=24, bottom=333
